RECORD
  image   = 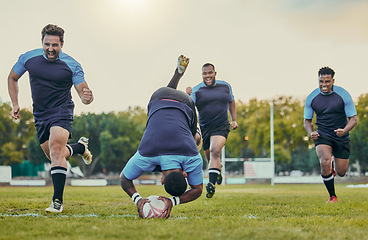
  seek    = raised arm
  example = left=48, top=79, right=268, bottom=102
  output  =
left=8, top=68, right=22, bottom=119
left=74, top=82, right=94, bottom=105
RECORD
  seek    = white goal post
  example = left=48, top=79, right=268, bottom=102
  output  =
left=221, top=101, right=275, bottom=186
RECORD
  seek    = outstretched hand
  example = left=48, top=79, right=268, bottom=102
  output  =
left=177, top=55, right=190, bottom=74
left=158, top=196, right=173, bottom=219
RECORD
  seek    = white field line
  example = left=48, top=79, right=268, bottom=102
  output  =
left=0, top=213, right=258, bottom=219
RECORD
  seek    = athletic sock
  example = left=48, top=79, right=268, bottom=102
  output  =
left=208, top=168, right=221, bottom=185
left=322, top=172, right=336, bottom=197
left=51, top=166, right=67, bottom=203
left=66, top=143, right=85, bottom=158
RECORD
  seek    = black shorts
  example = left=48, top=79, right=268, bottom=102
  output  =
left=201, top=123, right=230, bottom=151
left=35, top=117, right=73, bottom=144
left=314, top=135, right=350, bottom=159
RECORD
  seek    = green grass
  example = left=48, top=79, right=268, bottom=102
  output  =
left=1, top=184, right=368, bottom=240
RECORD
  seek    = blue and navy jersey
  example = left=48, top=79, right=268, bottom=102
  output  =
left=12, top=48, right=85, bottom=120
left=190, top=80, right=234, bottom=128
left=138, top=89, right=199, bottom=157
left=304, top=85, right=357, bottom=141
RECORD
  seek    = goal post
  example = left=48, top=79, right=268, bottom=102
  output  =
left=221, top=101, right=275, bottom=185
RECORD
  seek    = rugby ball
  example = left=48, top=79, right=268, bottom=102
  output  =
left=142, top=196, right=165, bottom=219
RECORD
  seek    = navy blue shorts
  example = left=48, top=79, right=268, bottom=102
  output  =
left=314, top=135, right=350, bottom=159
left=35, top=117, right=73, bottom=144
left=201, top=123, right=230, bottom=151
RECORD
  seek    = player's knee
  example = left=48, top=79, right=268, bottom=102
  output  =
left=210, top=148, right=221, bottom=159
left=337, top=170, right=346, bottom=177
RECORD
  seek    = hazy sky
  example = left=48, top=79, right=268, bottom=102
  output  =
left=1, top=0, right=368, bottom=114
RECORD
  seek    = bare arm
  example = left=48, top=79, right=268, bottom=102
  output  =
left=74, top=82, right=93, bottom=105
left=8, top=68, right=21, bottom=119
left=159, top=183, right=203, bottom=219
left=120, top=173, right=149, bottom=218
left=229, top=100, right=238, bottom=130
left=304, top=119, right=319, bottom=140
left=334, top=115, right=358, bottom=137
left=178, top=183, right=203, bottom=204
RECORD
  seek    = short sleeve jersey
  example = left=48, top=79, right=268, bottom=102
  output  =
left=190, top=80, right=234, bottom=128
left=304, top=85, right=357, bottom=141
left=12, top=48, right=85, bottom=120
left=138, top=87, right=199, bottom=157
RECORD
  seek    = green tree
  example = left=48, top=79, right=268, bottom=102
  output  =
left=0, top=103, right=35, bottom=165
left=350, top=93, right=368, bottom=173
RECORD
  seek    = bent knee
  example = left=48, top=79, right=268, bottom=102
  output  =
left=337, top=170, right=346, bottom=177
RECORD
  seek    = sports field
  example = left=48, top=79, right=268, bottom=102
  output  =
left=1, top=184, right=367, bottom=240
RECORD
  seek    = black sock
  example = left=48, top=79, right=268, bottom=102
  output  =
left=51, top=166, right=67, bottom=203
left=66, top=143, right=85, bottom=157
left=209, top=168, right=220, bottom=185
left=322, top=172, right=336, bottom=197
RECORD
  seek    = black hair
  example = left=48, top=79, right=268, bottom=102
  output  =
left=202, top=63, right=215, bottom=71
left=164, top=171, right=187, bottom=196
left=318, top=66, right=335, bottom=78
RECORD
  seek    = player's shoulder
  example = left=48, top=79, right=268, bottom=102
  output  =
left=333, top=85, right=353, bottom=101
left=192, top=82, right=206, bottom=91
left=333, top=85, right=350, bottom=95
left=306, top=87, right=320, bottom=98
left=59, top=51, right=82, bottom=71
left=59, top=51, right=79, bottom=63
left=19, top=48, right=43, bottom=61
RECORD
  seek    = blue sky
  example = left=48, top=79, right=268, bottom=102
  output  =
left=1, top=0, right=368, bottom=114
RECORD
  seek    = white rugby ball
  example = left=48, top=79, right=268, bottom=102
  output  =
left=142, top=195, right=165, bottom=219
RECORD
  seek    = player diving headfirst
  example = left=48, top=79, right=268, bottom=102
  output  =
left=120, top=55, right=203, bottom=219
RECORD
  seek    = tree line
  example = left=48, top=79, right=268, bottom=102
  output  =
left=1, top=94, right=368, bottom=176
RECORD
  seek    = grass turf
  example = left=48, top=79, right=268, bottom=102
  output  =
left=0, top=183, right=367, bottom=240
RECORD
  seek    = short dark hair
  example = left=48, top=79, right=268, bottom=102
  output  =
left=318, top=66, right=335, bottom=78
left=202, top=63, right=215, bottom=71
left=41, top=24, right=65, bottom=44
left=164, top=171, right=187, bottom=196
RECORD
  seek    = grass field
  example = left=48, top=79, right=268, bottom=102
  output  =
left=1, top=183, right=367, bottom=240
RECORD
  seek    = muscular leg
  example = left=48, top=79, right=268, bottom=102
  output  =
left=41, top=126, right=69, bottom=204
left=167, top=70, right=183, bottom=89
left=334, top=158, right=349, bottom=177
left=316, top=145, right=333, bottom=175
left=316, top=145, right=337, bottom=199
left=208, top=135, right=226, bottom=170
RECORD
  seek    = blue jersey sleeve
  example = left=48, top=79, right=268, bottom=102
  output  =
left=334, top=86, right=357, bottom=117
left=218, top=80, right=234, bottom=102
left=60, top=52, right=85, bottom=86
left=190, top=83, right=204, bottom=104
left=304, top=88, right=320, bottom=119
left=13, top=49, right=44, bottom=76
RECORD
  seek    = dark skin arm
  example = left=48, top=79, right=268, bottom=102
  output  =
left=120, top=173, right=149, bottom=218
left=158, top=183, right=203, bottom=219
left=304, top=115, right=357, bottom=140
left=334, top=115, right=357, bottom=137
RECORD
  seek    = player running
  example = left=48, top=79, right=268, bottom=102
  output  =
left=186, top=63, right=238, bottom=198
left=7, top=24, right=93, bottom=213
left=304, top=66, right=357, bottom=203
left=120, top=55, right=203, bottom=219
